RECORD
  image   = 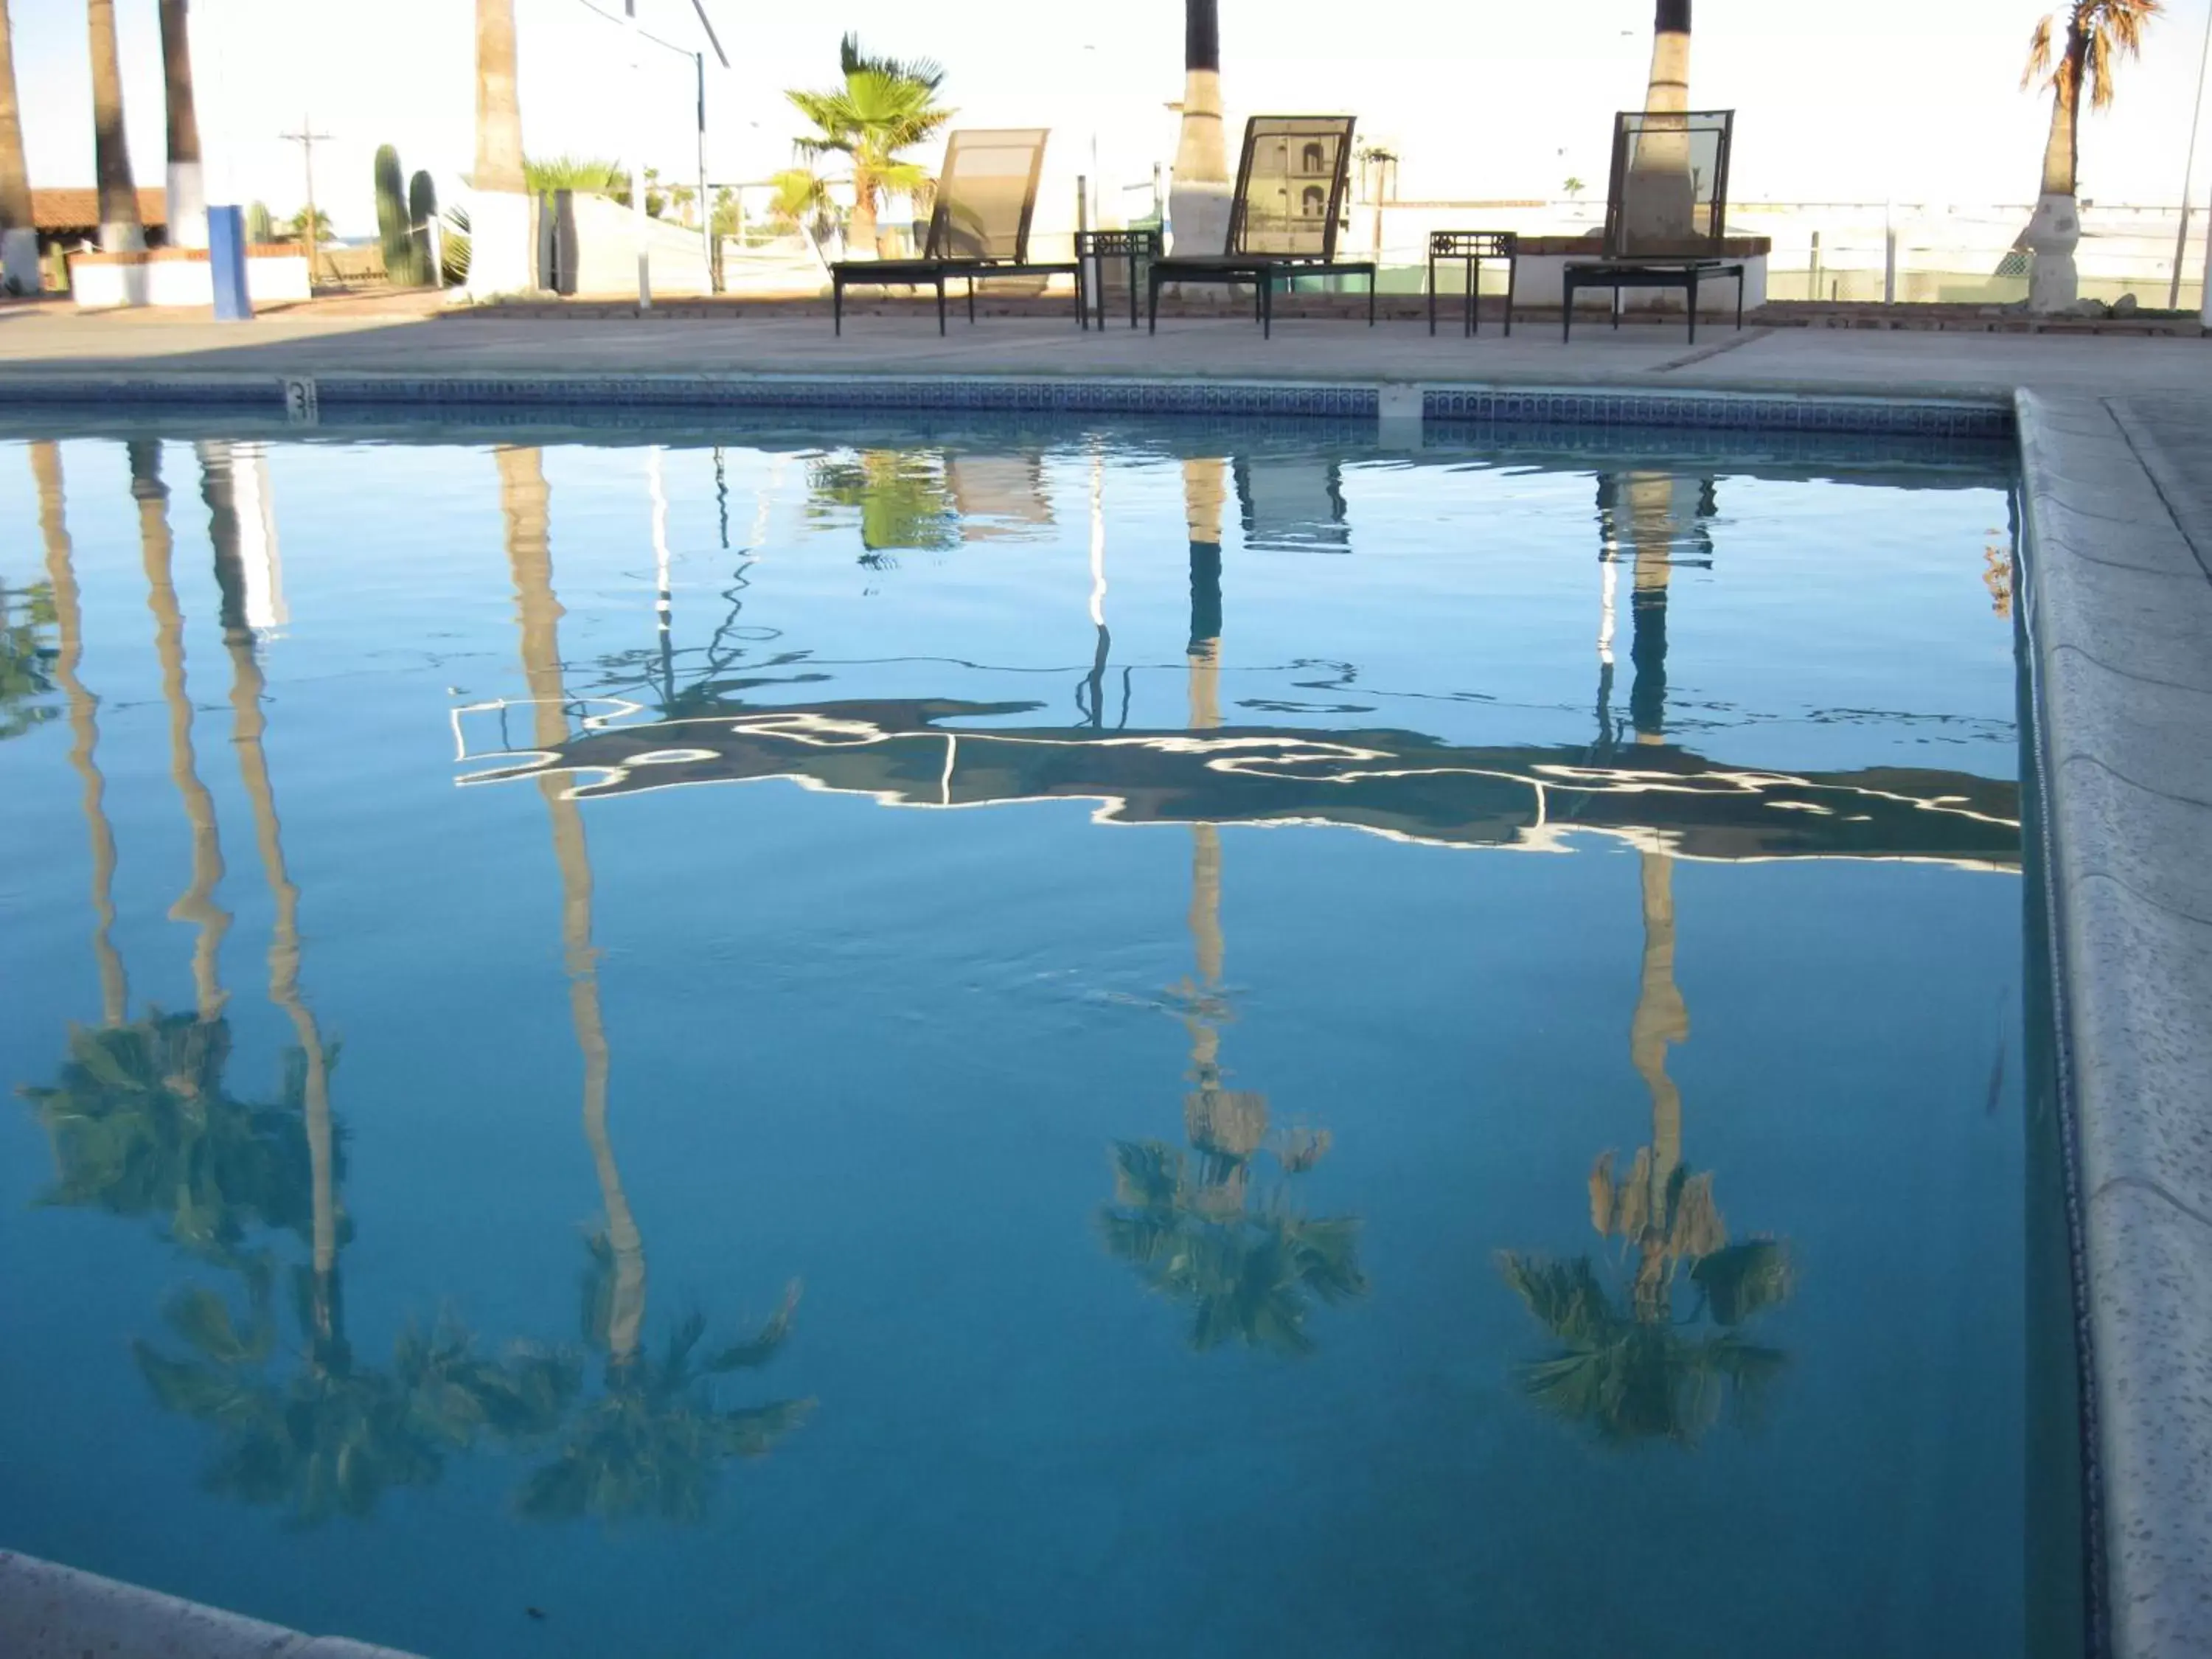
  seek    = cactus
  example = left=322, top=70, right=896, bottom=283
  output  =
left=245, top=201, right=274, bottom=245
left=375, top=144, right=417, bottom=285
left=408, top=171, right=438, bottom=287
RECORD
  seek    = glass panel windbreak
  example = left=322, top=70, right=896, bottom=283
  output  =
left=0, top=419, right=2065, bottom=1659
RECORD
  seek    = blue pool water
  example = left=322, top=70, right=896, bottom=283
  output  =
left=0, top=417, right=2065, bottom=1657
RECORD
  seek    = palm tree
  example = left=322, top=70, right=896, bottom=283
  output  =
left=1493, top=1245, right=1788, bottom=1446
left=32, top=443, right=128, bottom=1026
left=1644, top=0, right=1691, bottom=113
left=2020, top=1, right=2162, bottom=311
left=1101, top=476, right=1366, bottom=1354
left=282, top=205, right=334, bottom=246
left=211, top=460, right=344, bottom=1348
left=470, top=0, right=531, bottom=296
left=498, top=446, right=810, bottom=1524
left=786, top=33, right=951, bottom=257
left=1169, top=0, right=1231, bottom=255
left=22, top=1009, right=319, bottom=1260
left=134, top=1259, right=578, bottom=1525
left=0, top=1, right=39, bottom=293
left=807, top=449, right=960, bottom=563
left=1498, top=812, right=1795, bottom=1444
left=86, top=0, right=145, bottom=251
left=131, top=441, right=230, bottom=1020
left=0, top=574, right=56, bottom=740
left=517, top=1235, right=807, bottom=1524
left=157, top=0, right=205, bottom=248
left=1624, top=0, right=1697, bottom=242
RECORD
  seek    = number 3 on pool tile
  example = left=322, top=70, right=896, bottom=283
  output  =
left=282, top=376, right=319, bottom=425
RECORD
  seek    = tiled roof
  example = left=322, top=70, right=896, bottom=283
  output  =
left=31, top=187, right=168, bottom=232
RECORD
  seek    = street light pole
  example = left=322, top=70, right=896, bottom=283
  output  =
left=2169, top=0, right=2212, bottom=309
left=696, top=53, right=713, bottom=292
left=626, top=0, right=652, bottom=310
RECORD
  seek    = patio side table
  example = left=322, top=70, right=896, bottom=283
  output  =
left=1075, top=229, right=1161, bottom=330
left=1427, top=232, right=1517, bottom=337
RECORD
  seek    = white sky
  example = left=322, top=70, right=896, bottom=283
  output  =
left=9, top=0, right=2212, bottom=235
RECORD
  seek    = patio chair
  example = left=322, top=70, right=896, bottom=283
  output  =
left=1147, top=116, right=1377, bottom=339
left=1562, top=110, right=1743, bottom=343
left=832, top=128, right=1085, bottom=335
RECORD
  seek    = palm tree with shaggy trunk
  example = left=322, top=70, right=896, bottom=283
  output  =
left=1169, top=0, right=1231, bottom=257
left=87, top=0, right=144, bottom=251
left=2021, top=1, right=2162, bottom=312
left=0, top=2, right=39, bottom=292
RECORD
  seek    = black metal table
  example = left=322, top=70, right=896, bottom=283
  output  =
left=1427, top=231, right=1517, bottom=336
left=1074, top=229, right=1161, bottom=330
left=1560, top=260, right=1746, bottom=343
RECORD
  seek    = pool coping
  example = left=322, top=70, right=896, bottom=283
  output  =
left=2015, top=392, right=2212, bottom=1659
left=0, top=1551, right=426, bottom=1658
left=1, top=370, right=2202, bottom=1659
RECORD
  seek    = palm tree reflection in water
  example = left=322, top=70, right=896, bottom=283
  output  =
left=1500, top=472, right=1792, bottom=1447
left=500, top=447, right=811, bottom=1524
left=1099, top=458, right=1366, bottom=1355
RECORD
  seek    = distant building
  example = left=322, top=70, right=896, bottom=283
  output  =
left=30, top=189, right=171, bottom=254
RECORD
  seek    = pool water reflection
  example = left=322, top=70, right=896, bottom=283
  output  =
left=0, top=420, right=2055, bottom=1657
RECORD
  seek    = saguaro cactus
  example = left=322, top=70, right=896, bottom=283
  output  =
left=408, top=170, right=438, bottom=285
left=374, top=144, right=417, bottom=284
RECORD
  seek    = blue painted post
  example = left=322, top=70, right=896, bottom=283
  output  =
left=208, top=206, right=253, bottom=321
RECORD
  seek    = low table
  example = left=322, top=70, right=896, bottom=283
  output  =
left=1427, top=232, right=1517, bottom=337
left=1074, top=229, right=1161, bottom=330
left=1561, top=260, right=1746, bottom=344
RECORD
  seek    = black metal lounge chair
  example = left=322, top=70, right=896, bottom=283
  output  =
left=1562, top=110, right=1743, bottom=343
left=1147, top=115, right=1377, bottom=339
left=832, top=128, right=1084, bottom=335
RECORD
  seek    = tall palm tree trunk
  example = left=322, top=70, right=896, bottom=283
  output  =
left=1169, top=0, right=1231, bottom=256
left=34, top=442, right=128, bottom=1025
left=1624, top=473, right=1674, bottom=745
left=157, top=0, right=206, bottom=248
left=0, top=1, right=39, bottom=292
left=86, top=0, right=145, bottom=251
left=207, top=458, right=338, bottom=1307
left=131, top=440, right=229, bottom=1020
left=1624, top=0, right=1695, bottom=243
left=498, top=446, right=647, bottom=1365
left=2025, top=16, right=2089, bottom=312
left=469, top=0, right=533, bottom=298
left=1642, top=0, right=1691, bottom=115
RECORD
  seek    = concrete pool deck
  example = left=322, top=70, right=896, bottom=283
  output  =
left=1, top=309, right=2208, bottom=1659
left=0, top=301, right=2209, bottom=400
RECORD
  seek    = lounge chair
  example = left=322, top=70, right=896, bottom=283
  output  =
left=832, top=128, right=1085, bottom=335
left=1562, top=110, right=1744, bottom=343
left=1147, top=116, right=1377, bottom=339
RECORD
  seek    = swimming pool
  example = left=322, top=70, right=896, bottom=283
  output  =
left=0, top=414, right=2074, bottom=1657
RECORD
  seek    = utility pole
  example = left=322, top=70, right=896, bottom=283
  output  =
left=2169, top=2, right=2212, bottom=310
left=279, top=115, right=332, bottom=286
left=625, top=2, right=651, bottom=309
left=696, top=53, right=712, bottom=292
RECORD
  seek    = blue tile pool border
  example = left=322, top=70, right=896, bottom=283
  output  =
left=0, top=372, right=2015, bottom=440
